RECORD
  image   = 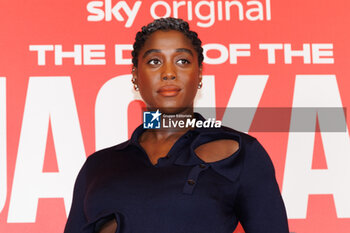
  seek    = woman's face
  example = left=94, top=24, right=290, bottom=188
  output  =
left=133, top=30, right=202, bottom=114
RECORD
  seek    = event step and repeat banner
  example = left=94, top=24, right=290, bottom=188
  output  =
left=1, top=0, right=350, bottom=232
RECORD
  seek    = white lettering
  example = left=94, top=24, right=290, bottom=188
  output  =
left=178, top=120, right=184, bottom=127
left=217, top=1, right=223, bottom=20
left=95, top=74, right=142, bottom=150
left=7, top=77, right=86, bottom=222
left=225, top=1, right=244, bottom=21
left=87, top=1, right=104, bottom=21
left=284, top=43, right=311, bottom=64
left=31, top=44, right=108, bottom=66
left=259, top=43, right=283, bottom=64
left=150, top=1, right=172, bottom=19
left=0, top=78, right=6, bottom=213
left=83, top=44, right=106, bottom=65
left=186, top=118, right=196, bottom=127
left=265, top=0, right=271, bottom=20
left=259, top=43, right=334, bottom=64
left=115, top=44, right=133, bottom=65
left=229, top=44, right=251, bottom=64
left=246, top=1, right=264, bottom=20
left=195, top=1, right=215, bottom=27
left=203, top=44, right=228, bottom=64
left=87, top=1, right=272, bottom=27
left=283, top=75, right=350, bottom=218
left=187, top=1, right=193, bottom=20
left=54, top=45, right=82, bottom=65
left=173, top=1, right=186, bottom=18
left=312, top=43, right=334, bottom=64
left=222, top=75, right=268, bottom=132
left=87, top=1, right=141, bottom=27
left=29, top=45, right=54, bottom=66
left=105, top=0, right=120, bottom=21
left=162, top=118, right=220, bottom=129
left=105, top=0, right=141, bottom=27
left=194, top=75, right=216, bottom=110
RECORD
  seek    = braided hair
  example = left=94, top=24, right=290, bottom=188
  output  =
left=132, top=17, right=204, bottom=67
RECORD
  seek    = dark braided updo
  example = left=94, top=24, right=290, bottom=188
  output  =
left=132, top=17, right=204, bottom=67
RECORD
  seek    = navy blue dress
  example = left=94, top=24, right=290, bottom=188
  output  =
left=64, top=112, right=289, bottom=233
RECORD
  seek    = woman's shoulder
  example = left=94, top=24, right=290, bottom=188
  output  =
left=215, top=124, right=259, bottom=147
left=213, top=125, right=272, bottom=165
left=85, top=139, right=132, bottom=165
left=189, top=124, right=270, bottom=183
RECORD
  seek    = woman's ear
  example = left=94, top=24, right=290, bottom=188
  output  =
left=132, top=66, right=137, bottom=80
left=131, top=67, right=139, bottom=91
left=198, top=66, right=203, bottom=89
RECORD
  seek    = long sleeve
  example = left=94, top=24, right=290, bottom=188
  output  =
left=64, top=157, right=90, bottom=233
left=234, top=139, right=289, bottom=233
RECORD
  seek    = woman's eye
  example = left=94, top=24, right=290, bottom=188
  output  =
left=177, top=59, right=190, bottom=65
left=148, top=59, right=161, bottom=65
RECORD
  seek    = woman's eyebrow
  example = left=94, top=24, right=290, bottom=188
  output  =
left=175, top=48, right=193, bottom=56
left=142, top=48, right=193, bottom=58
left=142, top=49, right=161, bottom=58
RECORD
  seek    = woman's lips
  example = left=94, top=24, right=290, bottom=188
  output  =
left=157, top=85, right=181, bottom=97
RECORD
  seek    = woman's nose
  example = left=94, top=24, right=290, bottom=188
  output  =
left=161, top=62, right=176, bottom=80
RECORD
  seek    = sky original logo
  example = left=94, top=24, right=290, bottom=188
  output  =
left=86, top=0, right=271, bottom=28
left=87, top=0, right=142, bottom=27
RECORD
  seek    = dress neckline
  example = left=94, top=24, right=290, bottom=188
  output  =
left=113, top=112, right=244, bottom=183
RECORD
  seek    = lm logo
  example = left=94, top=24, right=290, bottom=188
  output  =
left=143, top=110, right=161, bottom=129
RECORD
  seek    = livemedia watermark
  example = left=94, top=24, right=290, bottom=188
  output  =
left=143, top=109, right=222, bottom=129
left=142, top=107, right=347, bottom=132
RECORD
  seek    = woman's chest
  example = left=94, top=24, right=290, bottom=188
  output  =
left=84, top=162, right=238, bottom=223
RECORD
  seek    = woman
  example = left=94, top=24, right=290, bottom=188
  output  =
left=64, top=17, right=289, bottom=233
